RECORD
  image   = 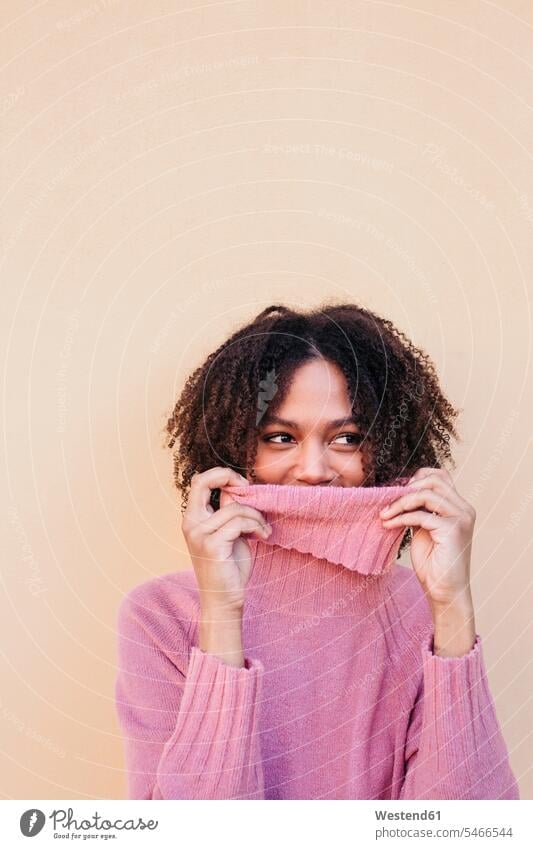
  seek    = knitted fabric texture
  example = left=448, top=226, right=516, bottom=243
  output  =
left=115, top=482, right=520, bottom=800
left=217, top=480, right=414, bottom=618
left=222, top=481, right=412, bottom=574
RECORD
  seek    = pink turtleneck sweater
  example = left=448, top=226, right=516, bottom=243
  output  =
left=114, top=482, right=519, bottom=800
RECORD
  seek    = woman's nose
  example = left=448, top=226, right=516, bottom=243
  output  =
left=295, top=444, right=333, bottom=484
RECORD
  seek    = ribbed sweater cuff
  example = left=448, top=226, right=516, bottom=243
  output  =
left=156, top=646, right=265, bottom=799
left=406, top=631, right=519, bottom=799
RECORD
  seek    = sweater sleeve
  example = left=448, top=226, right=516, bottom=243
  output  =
left=398, top=631, right=520, bottom=800
left=114, top=590, right=265, bottom=799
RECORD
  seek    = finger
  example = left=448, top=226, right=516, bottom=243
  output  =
left=409, top=474, right=461, bottom=499
left=219, top=479, right=253, bottom=509
left=187, top=467, right=248, bottom=523
left=380, top=489, right=458, bottom=519
left=409, top=466, right=453, bottom=484
left=220, top=487, right=245, bottom=510
left=405, top=475, right=465, bottom=512
left=214, top=516, right=272, bottom=544
left=381, top=509, right=442, bottom=531
left=200, top=518, right=270, bottom=563
left=199, top=503, right=271, bottom=536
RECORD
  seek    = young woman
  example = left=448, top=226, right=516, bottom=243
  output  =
left=115, top=302, right=519, bottom=800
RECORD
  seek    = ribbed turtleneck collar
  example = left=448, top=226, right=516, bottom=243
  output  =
left=220, top=480, right=414, bottom=618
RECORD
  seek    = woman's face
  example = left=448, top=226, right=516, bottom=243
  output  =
left=250, top=358, right=366, bottom=487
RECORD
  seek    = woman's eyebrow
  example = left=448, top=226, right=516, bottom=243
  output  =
left=260, top=415, right=359, bottom=429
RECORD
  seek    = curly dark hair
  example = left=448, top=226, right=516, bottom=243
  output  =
left=163, top=300, right=461, bottom=555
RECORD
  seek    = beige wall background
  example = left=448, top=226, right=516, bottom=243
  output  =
left=1, top=0, right=532, bottom=800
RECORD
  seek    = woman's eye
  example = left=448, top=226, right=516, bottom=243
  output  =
left=334, top=433, right=363, bottom=445
left=263, top=432, right=362, bottom=445
left=263, top=432, right=294, bottom=443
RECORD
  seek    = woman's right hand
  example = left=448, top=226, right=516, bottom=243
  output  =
left=182, top=466, right=272, bottom=614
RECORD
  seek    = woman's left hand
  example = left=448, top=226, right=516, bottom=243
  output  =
left=379, top=467, right=476, bottom=612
